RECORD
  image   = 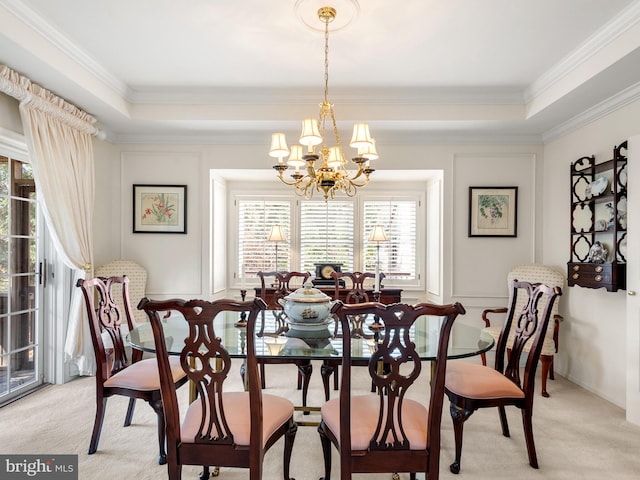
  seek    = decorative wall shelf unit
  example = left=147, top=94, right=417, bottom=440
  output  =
left=568, top=141, right=627, bottom=292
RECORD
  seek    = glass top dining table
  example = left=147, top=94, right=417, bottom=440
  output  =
left=127, top=309, right=495, bottom=361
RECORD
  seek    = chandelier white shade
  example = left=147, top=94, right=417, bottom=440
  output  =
left=269, top=5, right=378, bottom=201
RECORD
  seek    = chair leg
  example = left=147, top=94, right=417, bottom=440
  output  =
left=318, top=422, right=332, bottom=480
left=169, top=464, right=183, bottom=480
left=124, top=397, right=136, bottom=426
left=283, top=418, right=298, bottom=480
left=321, top=361, right=336, bottom=401
left=521, top=406, right=539, bottom=469
left=480, top=352, right=487, bottom=366
left=449, top=403, right=473, bottom=474
left=540, top=355, right=553, bottom=397
left=260, top=363, right=266, bottom=389
left=148, top=398, right=167, bottom=465
left=88, top=397, right=108, bottom=454
left=498, top=405, right=510, bottom=437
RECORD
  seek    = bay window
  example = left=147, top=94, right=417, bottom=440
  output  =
left=234, top=192, right=422, bottom=287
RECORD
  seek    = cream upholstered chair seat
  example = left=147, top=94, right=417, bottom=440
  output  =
left=481, top=264, right=564, bottom=397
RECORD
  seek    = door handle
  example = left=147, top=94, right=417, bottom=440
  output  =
left=628, top=290, right=636, bottom=296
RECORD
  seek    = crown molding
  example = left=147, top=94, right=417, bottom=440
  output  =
left=3, top=0, right=130, bottom=98
left=542, top=79, right=640, bottom=143
left=127, top=86, right=525, bottom=106
left=111, top=129, right=543, bottom=146
left=525, top=0, right=640, bottom=103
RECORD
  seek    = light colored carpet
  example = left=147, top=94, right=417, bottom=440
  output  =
left=1, top=359, right=639, bottom=480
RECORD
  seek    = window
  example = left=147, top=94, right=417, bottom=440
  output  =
left=363, top=200, right=418, bottom=281
left=237, top=199, right=291, bottom=279
left=300, top=201, right=354, bottom=273
left=233, top=193, right=422, bottom=287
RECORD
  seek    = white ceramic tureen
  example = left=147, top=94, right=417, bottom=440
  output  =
left=277, top=284, right=338, bottom=325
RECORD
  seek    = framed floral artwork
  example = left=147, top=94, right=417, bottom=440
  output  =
left=468, top=186, right=517, bottom=237
left=133, top=184, right=187, bottom=233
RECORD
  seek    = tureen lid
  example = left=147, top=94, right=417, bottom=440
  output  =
left=283, top=284, right=331, bottom=303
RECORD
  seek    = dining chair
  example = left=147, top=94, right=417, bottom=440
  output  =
left=445, top=280, right=562, bottom=474
left=320, top=271, right=387, bottom=400
left=479, top=264, right=565, bottom=397
left=76, top=275, right=188, bottom=464
left=138, top=296, right=297, bottom=480
left=256, top=270, right=313, bottom=411
left=318, top=300, right=465, bottom=480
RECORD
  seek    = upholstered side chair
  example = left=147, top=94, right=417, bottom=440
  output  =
left=479, top=264, right=565, bottom=397
left=95, top=259, right=148, bottom=326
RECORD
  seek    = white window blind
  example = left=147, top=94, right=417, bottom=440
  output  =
left=237, top=199, right=291, bottom=279
left=300, top=201, right=354, bottom=273
left=363, top=200, right=417, bottom=280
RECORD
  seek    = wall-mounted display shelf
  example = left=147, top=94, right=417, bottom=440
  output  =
left=568, top=141, right=627, bottom=292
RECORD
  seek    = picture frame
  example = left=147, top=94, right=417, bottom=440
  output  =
left=133, top=184, right=187, bottom=233
left=468, top=186, right=518, bottom=237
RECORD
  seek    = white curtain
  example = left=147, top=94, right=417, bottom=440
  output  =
left=0, top=65, right=98, bottom=375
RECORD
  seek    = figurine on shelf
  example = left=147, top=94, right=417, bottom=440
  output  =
left=588, top=241, right=608, bottom=264
left=605, top=202, right=615, bottom=229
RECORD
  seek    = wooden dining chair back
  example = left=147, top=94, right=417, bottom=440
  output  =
left=331, top=271, right=385, bottom=304
left=255, top=270, right=314, bottom=412
left=257, top=270, right=311, bottom=308
left=76, top=275, right=188, bottom=465
left=318, top=300, right=465, bottom=480
left=138, top=297, right=297, bottom=480
left=321, top=271, right=387, bottom=400
left=444, top=280, right=562, bottom=474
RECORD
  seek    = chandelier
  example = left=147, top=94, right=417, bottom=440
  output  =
left=269, top=5, right=378, bottom=201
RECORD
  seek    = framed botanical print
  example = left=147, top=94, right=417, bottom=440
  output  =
left=468, top=186, right=518, bottom=237
left=133, top=184, right=187, bottom=233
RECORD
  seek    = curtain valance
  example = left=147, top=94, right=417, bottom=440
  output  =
left=0, top=64, right=100, bottom=136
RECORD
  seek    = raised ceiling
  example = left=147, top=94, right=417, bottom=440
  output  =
left=1, top=0, right=640, bottom=145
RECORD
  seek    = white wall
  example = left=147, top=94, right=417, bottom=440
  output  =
left=93, top=142, right=544, bottom=321
left=543, top=97, right=640, bottom=409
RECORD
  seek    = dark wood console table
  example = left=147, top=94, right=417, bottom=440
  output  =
left=253, top=286, right=402, bottom=305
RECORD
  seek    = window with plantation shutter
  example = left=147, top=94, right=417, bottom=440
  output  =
left=300, top=201, right=354, bottom=273
left=363, top=200, right=417, bottom=280
left=237, top=199, right=291, bottom=280
left=232, top=191, right=422, bottom=289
